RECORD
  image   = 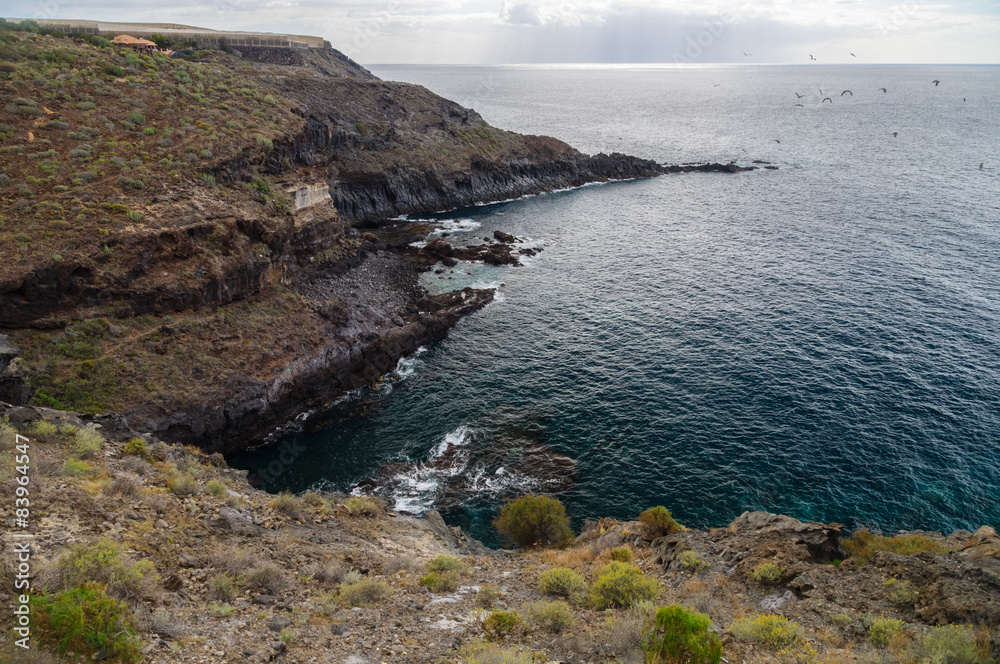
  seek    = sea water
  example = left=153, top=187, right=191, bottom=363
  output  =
left=228, top=64, right=1000, bottom=544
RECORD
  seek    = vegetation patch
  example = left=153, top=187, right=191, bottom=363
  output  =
left=643, top=604, right=723, bottom=664
left=843, top=529, right=950, bottom=567
left=590, top=561, right=661, bottom=610
left=493, top=494, right=573, bottom=547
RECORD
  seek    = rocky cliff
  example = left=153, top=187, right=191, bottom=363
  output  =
left=0, top=28, right=751, bottom=452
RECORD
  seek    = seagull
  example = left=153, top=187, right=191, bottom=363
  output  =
left=794, top=103, right=804, bottom=107
left=742, top=50, right=752, bottom=57
left=980, top=163, right=984, bottom=170
left=740, top=147, right=747, bottom=153
left=713, top=81, right=721, bottom=87
left=932, top=79, right=940, bottom=86
left=878, top=88, right=887, bottom=93
left=850, top=52, right=857, bottom=57
left=774, top=139, right=781, bottom=144
left=841, top=90, right=853, bottom=96
left=963, top=97, right=966, bottom=102
left=822, top=97, right=832, bottom=103
left=795, top=92, right=804, bottom=98
left=892, top=132, right=898, bottom=137
left=809, top=54, right=816, bottom=60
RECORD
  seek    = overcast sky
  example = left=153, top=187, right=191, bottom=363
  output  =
left=5, top=0, right=999, bottom=64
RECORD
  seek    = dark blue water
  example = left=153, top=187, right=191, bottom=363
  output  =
left=229, top=65, right=1000, bottom=544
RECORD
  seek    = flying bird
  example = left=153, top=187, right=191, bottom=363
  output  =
left=850, top=52, right=857, bottom=57
left=822, top=97, right=832, bottom=103
left=742, top=50, right=752, bottom=57
left=841, top=90, right=853, bottom=96
left=980, top=163, right=984, bottom=170
left=892, top=132, right=898, bottom=137
left=809, top=54, right=816, bottom=60
left=963, top=97, right=966, bottom=102
left=795, top=92, right=804, bottom=98
left=878, top=88, right=887, bottom=93
left=740, top=147, right=747, bottom=153
left=794, top=103, right=804, bottom=107
left=774, top=139, right=781, bottom=144
left=712, top=81, right=721, bottom=87
left=932, top=80, right=940, bottom=86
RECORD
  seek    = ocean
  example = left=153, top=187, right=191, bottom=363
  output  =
left=228, top=64, right=1000, bottom=545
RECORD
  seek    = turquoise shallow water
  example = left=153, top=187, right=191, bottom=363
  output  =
left=229, top=64, right=1000, bottom=545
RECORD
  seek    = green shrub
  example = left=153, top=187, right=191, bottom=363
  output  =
left=116, top=176, right=144, bottom=190
left=126, top=110, right=145, bottom=125
left=538, top=567, right=587, bottom=599
left=103, top=63, right=125, bottom=77
left=919, top=624, right=989, bottom=664
left=843, top=529, right=949, bottom=568
left=207, top=573, right=237, bottom=602
left=60, top=457, right=93, bottom=477
left=590, top=561, right=661, bottom=610
left=344, top=495, right=379, bottom=516
left=126, top=210, right=143, bottom=223
left=883, top=578, right=917, bottom=605
left=421, top=570, right=461, bottom=593
left=73, top=427, right=104, bottom=459
left=868, top=617, right=906, bottom=647
left=678, top=550, right=711, bottom=573
left=48, top=539, right=157, bottom=601
left=728, top=614, right=805, bottom=650
left=639, top=505, right=682, bottom=538
left=339, top=578, right=392, bottom=607
left=525, top=600, right=574, bottom=634
left=142, top=126, right=156, bottom=135
left=493, top=494, right=573, bottom=547
left=31, top=420, right=60, bottom=442
left=167, top=474, right=197, bottom=495
left=644, top=605, right=723, bottom=664
left=428, top=555, right=466, bottom=573
left=263, top=95, right=276, bottom=105
left=122, top=437, right=147, bottom=457
left=479, top=609, right=523, bottom=642
left=749, top=562, right=784, bottom=586
left=200, top=172, right=216, bottom=185
left=609, top=546, right=633, bottom=563
left=206, top=480, right=227, bottom=497
left=32, top=583, right=142, bottom=663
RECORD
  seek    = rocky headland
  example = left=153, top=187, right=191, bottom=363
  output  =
left=0, top=26, right=760, bottom=452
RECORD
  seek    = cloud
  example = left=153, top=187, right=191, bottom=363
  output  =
left=501, top=2, right=542, bottom=25
left=1, top=0, right=997, bottom=62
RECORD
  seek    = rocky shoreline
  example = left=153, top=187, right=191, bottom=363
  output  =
left=0, top=27, right=769, bottom=453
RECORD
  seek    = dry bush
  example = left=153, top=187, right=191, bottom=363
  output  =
left=150, top=610, right=187, bottom=639
left=383, top=556, right=414, bottom=575
left=209, top=547, right=260, bottom=577
left=108, top=476, right=141, bottom=499
left=269, top=492, right=302, bottom=518
left=540, top=545, right=597, bottom=567
left=244, top=564, right=287, bottom=594
left=301, top=562, right=345, bottom=585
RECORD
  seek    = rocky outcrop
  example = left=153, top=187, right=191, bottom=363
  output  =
left=125, top=284, right=494, bottom=452
left=0, top=334, right=30, bottom=405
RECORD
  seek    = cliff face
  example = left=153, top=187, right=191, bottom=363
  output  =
left=0, top=29, right=674, bottom=450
